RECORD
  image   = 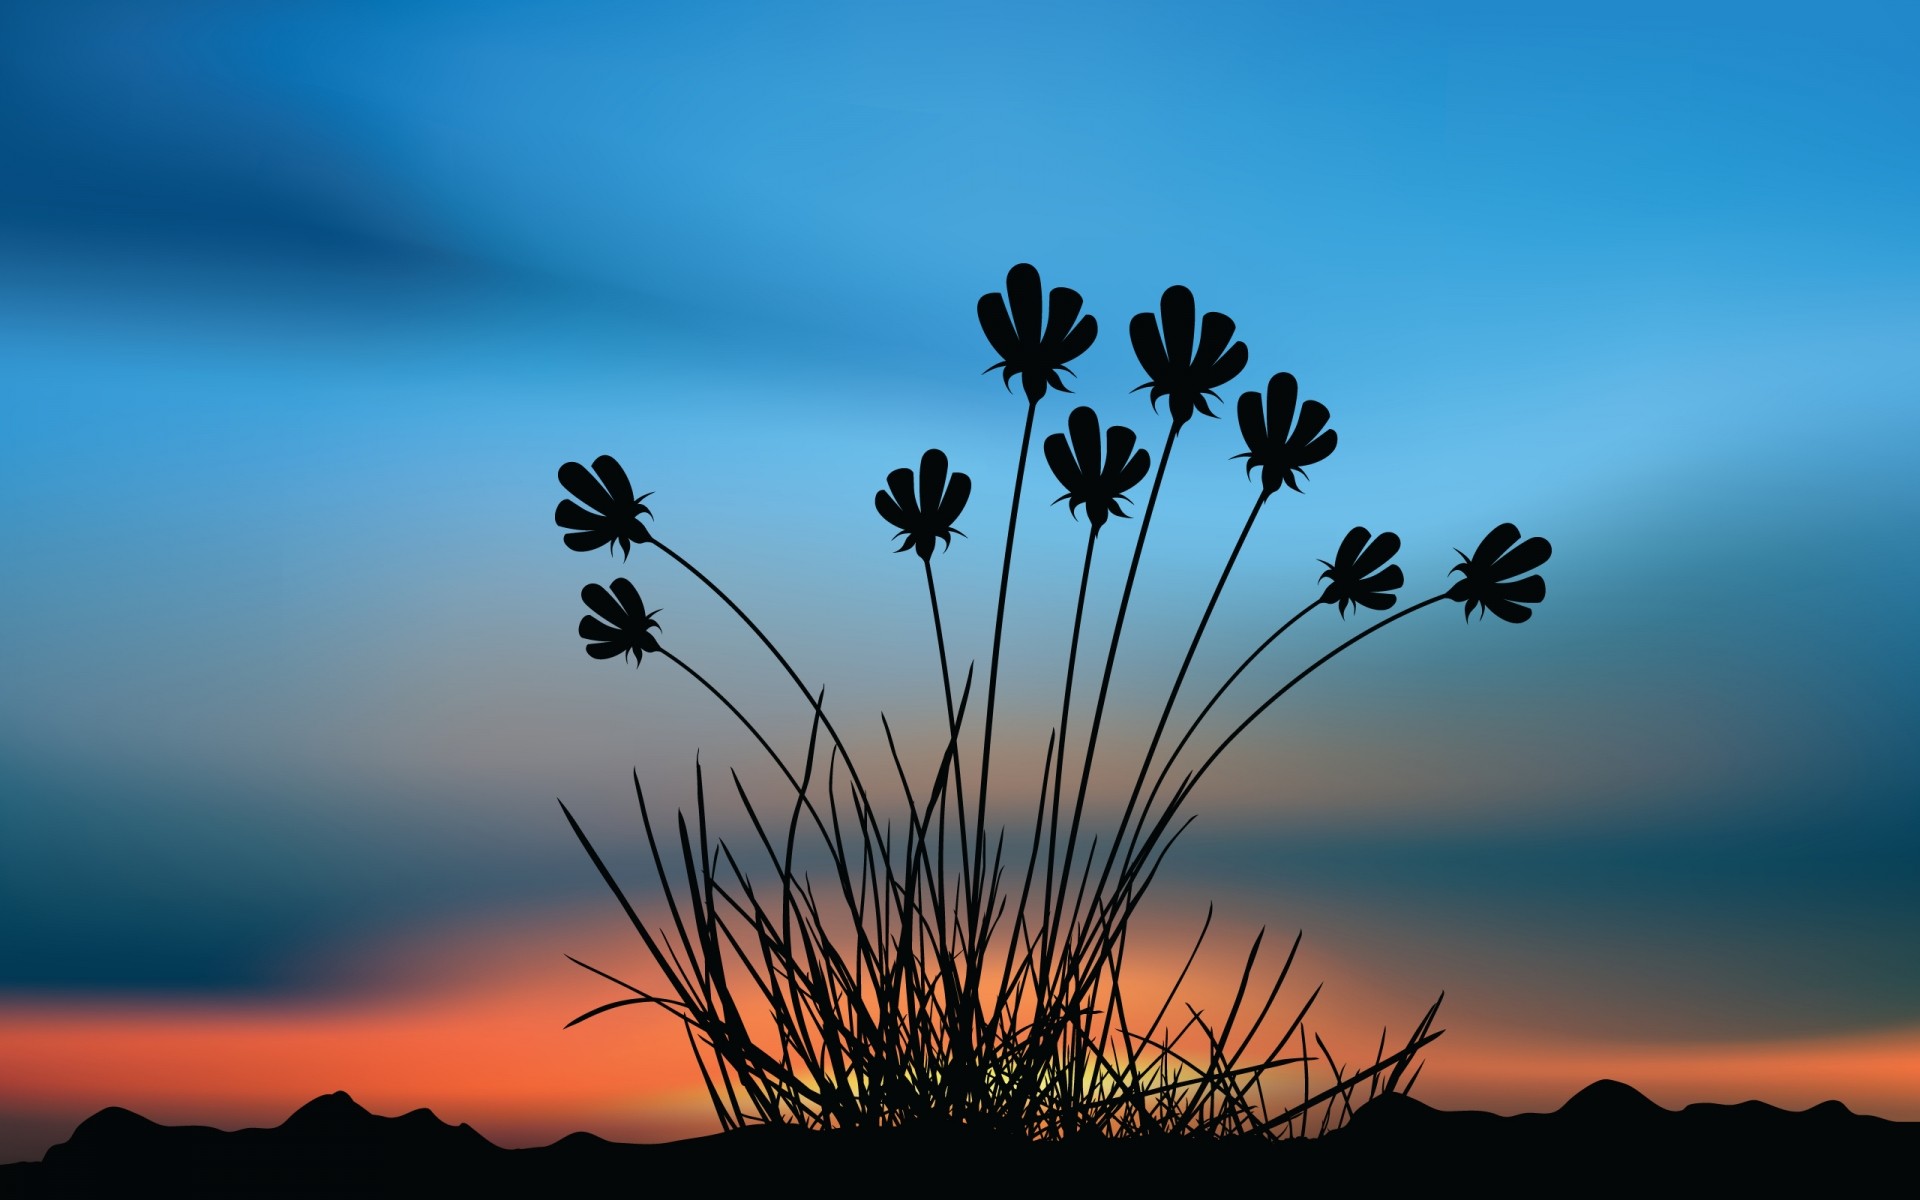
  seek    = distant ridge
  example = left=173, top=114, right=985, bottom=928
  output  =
left=4, top=1082, right=1913, bottom=1195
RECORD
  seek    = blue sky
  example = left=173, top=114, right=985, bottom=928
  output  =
left=2, top=0, right=1916, bottom=1112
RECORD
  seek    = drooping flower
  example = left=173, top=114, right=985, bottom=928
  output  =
left=1448, top=523, right=1551, bottom=623
left=1043, top=406, right=1151, bottom=534
left=1236, top=372, right=1336, bottom=496
left=1318, top=527, right=1403, bottom=616
left=578, top=578, right=663, bottom=664
left=1129, top=285, right=1248, bottom=428
left=874, top=449, right=971, bottom=560
left=556, top=455, right=653, bottom=558
left=978, top=263, right=1098, bottom=404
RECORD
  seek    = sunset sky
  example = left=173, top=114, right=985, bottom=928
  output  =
left=3, top=0, right=1917, bottom=1164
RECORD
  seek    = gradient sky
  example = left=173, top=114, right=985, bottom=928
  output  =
left=3, top=0, right=1917, bottom=1163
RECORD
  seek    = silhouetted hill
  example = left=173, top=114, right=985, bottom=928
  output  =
left=3, top=1082, right=1912, bottom=1195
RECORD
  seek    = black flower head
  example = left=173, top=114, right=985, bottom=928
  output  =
left=1044, top=406, right=1151, bottom=534
left=1448, top=523, right=1552, bottom=623
left=578, top=578, right=662, bottom=665
left=874, top=449, right=971, bottom=561
left=1318, top=526, right=1403, bottom=617
left=1236, top=372, right=1336, bottom=496
left=1129, top=285, right=1249, bottom=429
left=556, top=455, right=653, bottom=558
left=978, top=263, right=1098, bottom=404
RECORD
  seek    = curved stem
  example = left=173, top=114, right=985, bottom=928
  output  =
left=1138, top=594, right=1449, bottom=876
left=923, top=555, right=957, bottom=737
left=1131, top=596, right=1322, bottom=860
left=1055, top=422, right=1180, bottom=939
left=651, top=538, right=865, bottom=800
left=1120, top=490, right=1268, bottom=844
left=1038, top=526, right=1100, bottom=985
left=977, top=403, right=1039, bottom=829
left=973, top=399, right=1040, bottom=926
left=657, top=647, right=802, bottom=796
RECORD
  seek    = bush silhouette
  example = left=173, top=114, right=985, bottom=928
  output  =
left=547, top=263, right=1551, bottom=1139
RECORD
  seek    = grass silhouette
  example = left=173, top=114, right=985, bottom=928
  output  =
left=545, top=263, right=1549, bottom=1140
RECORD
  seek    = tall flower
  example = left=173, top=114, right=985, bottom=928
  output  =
left=578, top=578, right=662, bottom=664
left=1129, top=285, right=1248, bottom=428
left=874, top=449, right=972, bottom=561
left=1448, top=523, right=1551, bottom=623
left=1236, top=372, right=1336, bottom=496
left=1318, top=527, right=1403, bottom=616
left=978, top=263, right=1098, bottom=404
left=556, top=455, right=653, bottom=558
left=1044, top=406, right=1151, bottom=534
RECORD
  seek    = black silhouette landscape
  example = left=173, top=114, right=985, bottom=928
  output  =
left=5, top=1081, right=1911, bottom=1195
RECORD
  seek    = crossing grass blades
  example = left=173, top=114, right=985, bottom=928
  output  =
left=547, top=264, right=1552, bottom=1141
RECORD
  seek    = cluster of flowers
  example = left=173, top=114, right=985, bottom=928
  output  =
left=558, top=265, right=1549, bottom=670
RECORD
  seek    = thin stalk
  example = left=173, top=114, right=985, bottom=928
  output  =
left=1055, top=421, right=1180, bottom=946
left=975, top=397, right=1041, bottom=904
left=1118, top=489, right=1268, bottom=852
left=658, top=647, right=801, bottom=796
left=1038, top=527, right=1100, bottom=979
left=1130, top=594, right=1448, bottom=886
left=922, top=555, right=957, bottom=737
left=1122, top=595, right=1322, bottom=882
left=652, top=537, right=867, bottom=801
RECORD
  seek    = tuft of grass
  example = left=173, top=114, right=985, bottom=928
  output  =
left=547, top=265, right=1549, bottom=1139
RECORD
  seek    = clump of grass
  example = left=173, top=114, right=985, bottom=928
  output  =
left=547, top=264, right=1550, bottom=1139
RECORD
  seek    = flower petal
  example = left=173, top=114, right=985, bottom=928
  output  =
left=1158, top=286, right=1196, bottom=370
left=1492, top=535, right=1552, bottom=580
left=1472, top=523, right=1523, bottom=568
left=1500, top=574, right=1546, bottom=603
left=564, top=529, right=615, bottom=553
left=559, top=460, right=617, bottom=517
left=584, top=639, right=630, bottom=659
left=555, top=499, right=603, bottom=531
left=1236, top=388, right=1268, bottom=457
left=1039, top=285, right=1085, bottom=352
left=1205, top=337, right=1249, bottom=391
left=1353, top=531, right=1400, bottom=577
left=977, top=292, right=1019, bottom=362
left=1043, top=431, right=1078, bottom=492
left=609, top=577, right=646, bottom=620
left=1006, top=263, right=1042, bottom=347
left=591, top=455, right=635, bottom=509
left=1129, top=311, right=1171, bottom=381
left=581, top=583, right=624, bottom=628
left=917, top=450, right=950, bottom=522
left=937, top=470, right=972, bottom=528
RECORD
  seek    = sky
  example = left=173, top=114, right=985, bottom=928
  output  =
left=2, top=0, right=1917, bottom=1162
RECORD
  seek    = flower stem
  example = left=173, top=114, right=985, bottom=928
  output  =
left=1037, top=526, right=1100, bottom=988
left=652, top=538, right=865, bottom=800
left=1129, top=593, right=1448, bottom=885
left=657, top=647, right=802, bottom=797
left=1055, top=421, right=1180, bottom=940
left=973, top=398, right=1040, bottom=920
left=1134, top=596, right=1322, bottom=845
left=1119, top=489, right=1267, bottom=847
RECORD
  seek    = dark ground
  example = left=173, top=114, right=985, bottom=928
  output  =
left=3, top=1081, right=1913, bottom=1195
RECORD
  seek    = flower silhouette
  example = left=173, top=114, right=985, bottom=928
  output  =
left=1044, top=406, right=1151, bottom=534
left=1236, top=372, right=1336, bottom=495
left=578, top=578, right=663, bottom=664
left=875, top=449, right=971, bottom=560
left=1448, top=523, right=1551, bottom=623
left=556, top=455, right=653, bottom=558
left=1318, top=527, right=1403, bottom=616
left=978, top=263, right=1098, bottom=404
left=1129, top=285, right=1248, bottom=428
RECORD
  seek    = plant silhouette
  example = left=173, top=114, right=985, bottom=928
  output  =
left=545, top=264, right=1553, bottom=1140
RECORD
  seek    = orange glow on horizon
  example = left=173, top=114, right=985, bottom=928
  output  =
left=3, top=904, right=1915, bottom=1165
